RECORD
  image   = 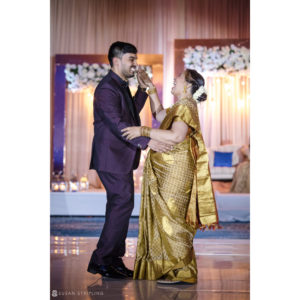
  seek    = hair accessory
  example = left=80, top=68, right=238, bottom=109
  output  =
left=192, top=86, right=207, bottom=101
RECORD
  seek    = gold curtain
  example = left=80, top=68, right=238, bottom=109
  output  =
left=51, top=0, right=250, bottom=107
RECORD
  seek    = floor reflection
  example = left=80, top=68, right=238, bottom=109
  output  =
left=51, top=237, right=250, bottom=300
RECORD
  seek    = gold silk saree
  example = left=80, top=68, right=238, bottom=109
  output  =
left=133, top=98, right=220, bottom=283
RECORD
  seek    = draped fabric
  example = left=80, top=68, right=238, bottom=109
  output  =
left=133, top=98, right=220, bottom=283
left=198, top=73, right=250, bottom=147
left=64, top=88, right=98, bottom=183
left=51, top=0, right=250, bottom=107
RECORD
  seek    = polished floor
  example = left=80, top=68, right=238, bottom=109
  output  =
left=51, top=217, right=250, bottom=239
left=51, top=237, right=250, bottom=299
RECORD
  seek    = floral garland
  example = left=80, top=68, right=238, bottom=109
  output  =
left=64, top=62, right=152, bottom=91
left=183, top=44, right=250, bottom=73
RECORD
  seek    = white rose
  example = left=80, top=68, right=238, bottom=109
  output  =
left=87, top=70, right=95, bottom=79
left=80, top=68, right=88, bottom=78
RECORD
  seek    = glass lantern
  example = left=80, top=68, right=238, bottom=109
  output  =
left=69, top=174, right=79, bottom=192
left=79, top=175, right=89, bottom=191
left=58, top=172, right=67, bottom=192
left=51, top=172, right=60, bottom=192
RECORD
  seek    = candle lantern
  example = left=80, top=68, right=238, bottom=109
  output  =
left=58, top=172, right=67, bottom=192
left=51, top=172, right=60, bottom=192
left=79, top=175, right=89, bottom=191
left=69, top=174, right=79, bottom=192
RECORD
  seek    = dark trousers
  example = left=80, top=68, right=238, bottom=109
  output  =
left=89, top=170, right=134, bottom=266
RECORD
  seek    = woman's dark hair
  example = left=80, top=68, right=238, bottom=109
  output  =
left=184, top=69, right=207, bottom=102
left=108, top=41, right=137, bottom=67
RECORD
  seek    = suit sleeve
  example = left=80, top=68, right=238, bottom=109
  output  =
left=134, top=86, right=149, bottom=113
left=95, top=87, right=150, bottom=150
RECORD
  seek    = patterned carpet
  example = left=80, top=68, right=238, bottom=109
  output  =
left=50, top=217, right=250, bottom=239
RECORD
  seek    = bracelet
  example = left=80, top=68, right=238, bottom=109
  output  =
left=141, top=126, right=151, bottom=137
left=147, top=86, right=157, bottom=95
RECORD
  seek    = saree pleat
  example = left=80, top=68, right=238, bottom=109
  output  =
left=133, top=99, right=220, bottom=283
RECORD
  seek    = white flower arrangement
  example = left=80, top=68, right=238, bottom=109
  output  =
left=65, top=63, right=111, bottom=91
left=192, top=86, right=207, bottom=102
left=64, top=63, right=153, bottom=91
left=183, top=44, right=250, bottom=74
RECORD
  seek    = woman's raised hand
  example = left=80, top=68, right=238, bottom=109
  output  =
left=137, top=67, right=154, bottom=89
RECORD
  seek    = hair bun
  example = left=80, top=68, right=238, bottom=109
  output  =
left=197, top=92, right=207, bottom=102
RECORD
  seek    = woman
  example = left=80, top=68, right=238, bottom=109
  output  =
left=122, top=69, right=221, bottom=284
left=230, top=144, right=250, bottom=193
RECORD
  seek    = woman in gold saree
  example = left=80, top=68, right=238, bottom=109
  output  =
left=122, top=69, right=221, bottom=284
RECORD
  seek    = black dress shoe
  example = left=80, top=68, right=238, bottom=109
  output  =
left=114, top=265, right=134, bottom=278
left=87, top=262, right=127, bottom=279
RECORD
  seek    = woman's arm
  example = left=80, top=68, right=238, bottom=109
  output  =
left=122, top=120, right=189, bottom=146
left=149, top=121, right=189, bottom=145
left=137, top=69, right=166, bottom=123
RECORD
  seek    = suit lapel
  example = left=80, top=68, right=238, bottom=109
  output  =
left=110, top=71, right=140, bottom=124
left=122, top=87, right=136, bottom=121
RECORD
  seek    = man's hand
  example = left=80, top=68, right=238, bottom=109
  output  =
left=148, top=139, right=173, bottom=153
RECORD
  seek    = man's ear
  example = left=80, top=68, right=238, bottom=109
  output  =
left=112, top=57, right=120, bottom=68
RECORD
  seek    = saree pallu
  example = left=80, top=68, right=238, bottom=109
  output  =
left=133, top=99, right=220, bottom=283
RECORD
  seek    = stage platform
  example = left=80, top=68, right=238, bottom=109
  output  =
left=50, top=191, right=250, bottom=222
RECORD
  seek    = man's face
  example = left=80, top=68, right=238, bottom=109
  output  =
left=120, top=53, right=138, bottom=79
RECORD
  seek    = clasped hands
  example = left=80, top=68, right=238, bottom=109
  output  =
left=136, top=66, right=154, bottom=90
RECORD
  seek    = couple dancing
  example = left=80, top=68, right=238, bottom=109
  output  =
left=87, top=41, right=220, bottom=284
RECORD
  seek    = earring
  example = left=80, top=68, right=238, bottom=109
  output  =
left=183, top=85, right=187, bottom=94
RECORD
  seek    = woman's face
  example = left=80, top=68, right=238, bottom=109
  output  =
left=171, top=72, right=187, bottom=97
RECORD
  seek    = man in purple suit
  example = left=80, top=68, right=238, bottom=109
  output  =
left=87, top=41, right=170, bottom=279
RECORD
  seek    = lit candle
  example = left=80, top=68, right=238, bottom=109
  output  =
left=52, top=183, right=59, bottom=191
left=70, top=182, right=78, bottom=192
left=79, top=176, right=89, bottom=191
left=59, top=182, right=66, bottom=192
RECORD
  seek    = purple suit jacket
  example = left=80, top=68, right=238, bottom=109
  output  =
left=89, top=70, right=150, bottom=174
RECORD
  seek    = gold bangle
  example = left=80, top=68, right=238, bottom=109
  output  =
left=147, top=86, right=157, bottom=95
left=141, top=126, right=151, bottom=137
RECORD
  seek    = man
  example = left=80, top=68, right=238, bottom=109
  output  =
left=87, top=41, right=170, bottom=279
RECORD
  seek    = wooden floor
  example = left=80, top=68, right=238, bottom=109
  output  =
left=51, top=237, right=250, bottom=299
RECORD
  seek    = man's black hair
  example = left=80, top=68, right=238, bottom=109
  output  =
left=108, top=41, right=137, bottom=67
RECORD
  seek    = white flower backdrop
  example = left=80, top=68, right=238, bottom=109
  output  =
left=183, top=44, right=250, bottom=74
left=183, top=45, right=250, bottom=148
left=64, top=63, right=152, bottom=91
